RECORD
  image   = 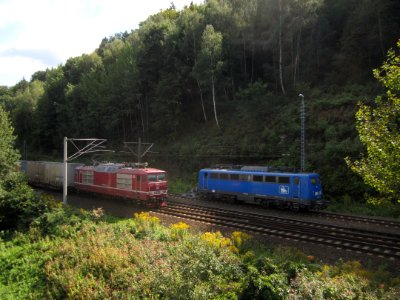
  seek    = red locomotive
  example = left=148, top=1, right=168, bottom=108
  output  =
left=74, top=163, right=168, bottom=207
left=21, top=161, right=168, bottom=207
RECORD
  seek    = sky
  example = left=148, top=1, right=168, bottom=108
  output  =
left=0, top=0, right=203, bottom=87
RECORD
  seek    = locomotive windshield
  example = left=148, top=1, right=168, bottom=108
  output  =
left=148, top=173, right=167, bottom=182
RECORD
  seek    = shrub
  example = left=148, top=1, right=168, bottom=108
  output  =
left=0, top=106, right=49, bottom=231
left=44, top=221, right=244, bottom=299
left=170, top=221, right=190, bottom=240
left=201, top=231, right=231, bottom=250
left=230, top=231, right=251, bottom=254
left=168, top=178, right=195, bottom=194
left=0, top=173, right=48, bottom=231
left=241, top=265, right=289, bottom=300
left=0, top=231, right=56, bottom=299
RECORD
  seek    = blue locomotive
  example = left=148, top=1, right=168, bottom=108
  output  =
left=198, top=166, right=325, bottom=210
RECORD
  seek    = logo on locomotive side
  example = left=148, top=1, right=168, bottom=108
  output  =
left=279, top=185, right=289, bottom=195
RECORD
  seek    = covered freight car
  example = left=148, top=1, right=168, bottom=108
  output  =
left=21, top=160, right=83, bottom=189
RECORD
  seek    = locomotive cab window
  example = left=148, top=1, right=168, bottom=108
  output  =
left=265, top=176, right=276, bottom=183
left=211, top=173, right=219, bottom=179
left=239, top=174, right=251, bottom=181
left=278, top=176, right=290, bottom=184
left=253, top=175, right=263, bottom=182
left=158, top=174, right=166, bottom=181
left=148, top=174, right=157, bottom=182
left=230, top=173, right=239, bottom=180
left=220, top=173, right=229, bottom=180
left=310, top=178, right=317, bottom=185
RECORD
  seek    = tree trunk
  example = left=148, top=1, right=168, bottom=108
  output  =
left=251, top=41, right=255, bottom=82
left=138, top=95, right=145, bottom=139
left=293, top=26, right=302, bottom=89
left=243, top=38, right=247, bottom=82
left=377, top=6, right=385, bottom=60
left=278, top=0, right=286, bottom=95
left=197, top=79, right=207, bottom=122
left=211, top=75, right=220, bottom=128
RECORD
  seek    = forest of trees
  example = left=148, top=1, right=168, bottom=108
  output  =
left=1, top=0, right=400, bottom=202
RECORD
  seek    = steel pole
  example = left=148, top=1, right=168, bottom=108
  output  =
left=63, top=137, right=68, bottom=205
left=138, top=137, right=141, bottom=163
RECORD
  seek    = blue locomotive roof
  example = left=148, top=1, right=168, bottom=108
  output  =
left=200, top=168, right=319, bottom=177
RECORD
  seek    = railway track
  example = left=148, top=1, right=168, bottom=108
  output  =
left=37, top=190, right=400, bottom=259
left=310, top=210, right=400, bottom=229
left=157, top=201, right=400, bottom=260
left=171, top=194, right=400, bottom=231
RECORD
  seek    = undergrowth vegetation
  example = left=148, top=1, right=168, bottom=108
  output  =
left=327, top=200, right=400, bottom=219
left=1, top=197, right=400, bottom=299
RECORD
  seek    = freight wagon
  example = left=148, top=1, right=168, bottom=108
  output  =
left=21, top=160, right=83, bottom=189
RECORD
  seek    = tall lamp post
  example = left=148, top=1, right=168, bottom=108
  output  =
left=299, top=94, right=305, bottom=172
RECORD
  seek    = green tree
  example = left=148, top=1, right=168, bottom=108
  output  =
left=10, top=80, right=44, bottom=152
left=0, top=107, right=20, bottom=178
left=194, top=24, right=224, bottom=128
left=178, top=4, right=207, bottom=122
left=346, top=40, right=400, bottom=204
left=0, top=106, right=45, bottom=230
left=33, top=67, right=66, bottom=151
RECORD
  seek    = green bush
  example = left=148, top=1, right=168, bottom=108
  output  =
left=0, top=231, right=56, bottom=299
left=327, top=199, right=400, bottom=219
left=169, top=177, right=196, bottom=194
left=44, top=220, right=244, bottom=299
left=241, top=265, right=289, bottom=300
left=0, top=173, right=48, bottom=231
left=0, top=106, right=49, bottom=231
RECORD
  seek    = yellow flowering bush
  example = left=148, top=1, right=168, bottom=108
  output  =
left=201, top=231, right=231, bottom=250
left=230, top=231, right=251, bottom=253
left=318, top=261, right=375, bottom=280
left=134, top=212, right=160, bottom=233
left=200, top=231, right=252, bottom=254
left=170, top=222, right=190, bottom=240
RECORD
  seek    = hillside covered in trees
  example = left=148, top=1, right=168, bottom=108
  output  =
left=1, top=0, right=400, bottom=202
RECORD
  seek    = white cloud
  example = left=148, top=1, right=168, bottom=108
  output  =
left=0, top=56, right=49, bottom=85
left=0, top=0, right=203, bottom=86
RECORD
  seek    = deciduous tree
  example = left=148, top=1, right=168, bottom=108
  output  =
left=0, top=107, right=45, bottom=230
left=346, top=40, right=400, bottom=204
left=194, top=25, right=224, bottom=128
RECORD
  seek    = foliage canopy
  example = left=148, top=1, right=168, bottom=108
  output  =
left=347, top=40, right=400, bottom=204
